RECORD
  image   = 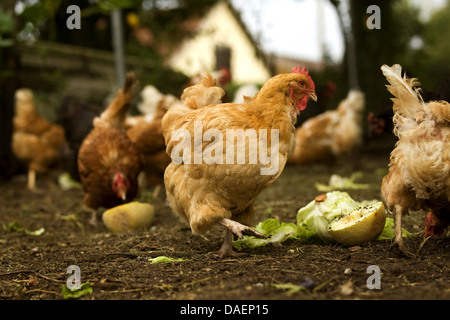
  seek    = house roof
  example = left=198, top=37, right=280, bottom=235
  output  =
left=132, top=0, right=274, bottom=76
left=269, top=54, right=325, bottom=74
left=223, top=1, right=274, bottom=74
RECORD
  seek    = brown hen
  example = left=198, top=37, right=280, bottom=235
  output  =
left=77, top=73, right=142, bottom=211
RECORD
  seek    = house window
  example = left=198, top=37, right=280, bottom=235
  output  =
left=215, top=45, right=231, bottom=71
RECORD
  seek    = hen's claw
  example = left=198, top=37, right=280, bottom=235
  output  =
left=390, top=241, right=415, bottom=258
left=240, top=227, right=267, bottom=239
left=219, top=217, right=267, bottom=239
left=212, top=218, right=268, bottom=258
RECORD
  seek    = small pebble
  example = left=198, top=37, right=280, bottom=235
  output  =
left=299, top=277, right=315, bottom=289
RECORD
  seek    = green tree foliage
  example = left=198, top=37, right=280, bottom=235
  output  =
left=14, top=0, right=224, bottom=95
left=412, top=0, right=450, bottom=91
left=423, top=2, right=450, bottom=67
left=349, top=0, right=423, bottom=113
left=338, top=0, right=450, bottom=114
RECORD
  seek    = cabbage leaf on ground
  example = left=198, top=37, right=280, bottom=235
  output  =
left=233, top=191, right=412, bottom=251
left=315, top=172, right=370, bottom=192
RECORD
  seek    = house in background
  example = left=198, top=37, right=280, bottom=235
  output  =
left=165, top=1, right=273, bottom=86
left=131, top=0, right=322, bottom=89
left=270, top=54, right=325, bottom=74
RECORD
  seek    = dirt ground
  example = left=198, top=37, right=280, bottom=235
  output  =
left=0, top=133, right=449, bottom=303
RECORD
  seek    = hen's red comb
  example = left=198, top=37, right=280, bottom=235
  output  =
left=291, top=65, right=315, bottom=91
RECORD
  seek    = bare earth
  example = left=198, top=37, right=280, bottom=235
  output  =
left=0, top=134, right=449, bottom=306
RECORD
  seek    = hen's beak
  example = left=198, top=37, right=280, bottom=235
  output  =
left=118, top=188, right=127, bottom=201
left=308, top=91, right=318, bottom=102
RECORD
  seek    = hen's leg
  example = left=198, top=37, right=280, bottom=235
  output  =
left=215, top=218, right=266, bottom=258
left=393, top=205, right=404, bottom=249
left=392, top=205, right=414, bottom=257
left=81, top=203, right=99, bottom=227
left=27, top=168, right=36, bottom=190
left=216, top=229, right=240, bottom=258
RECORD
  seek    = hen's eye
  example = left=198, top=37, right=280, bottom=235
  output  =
left=299, top=81, right=304, bottom=86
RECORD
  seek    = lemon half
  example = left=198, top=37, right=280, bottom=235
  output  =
left=327, top=201, right=386, bottom=246
left=102, top=202, right=155, bottom=233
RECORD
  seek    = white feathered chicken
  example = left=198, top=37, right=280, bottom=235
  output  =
left=380, top=64, right=450, bottom=254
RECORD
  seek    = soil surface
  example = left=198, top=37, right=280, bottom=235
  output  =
left=1, top=133, right=449, bottom=302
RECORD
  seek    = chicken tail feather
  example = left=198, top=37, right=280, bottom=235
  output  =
left=181, top=72, right=224, bottom=109
left=161, top=72, right=224, bottom=147
left=94, top=72, right=137, bottom=129
left=381, top=64, right=424, bottom=119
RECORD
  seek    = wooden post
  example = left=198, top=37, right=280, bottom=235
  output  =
left=346, top=0, right=359, bottom=90
left=111, top=9, right=126, bottom=88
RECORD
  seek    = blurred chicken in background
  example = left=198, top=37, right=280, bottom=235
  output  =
left=57, top=96, right=99, bottom=181
left=125, top=85, right=175, bottom=190
left=287, top=89, right=364, bottom=166
left=184, top=67, right=232, bottom=102
left=367, top=107, right=394, bottom=137
left=186, top=67, right=231, bottom=89
left=12, top=89, right=67, bottom=190
left=134, top=84, right=170, bottom=121
left=232, top=83, right=260, bottom=104
left=77, top=72, right=142, bottom=214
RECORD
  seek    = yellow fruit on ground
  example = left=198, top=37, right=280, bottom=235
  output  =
left=327, top=201, right=386, bottom=246
left=102, top=202, right=154, bottom=233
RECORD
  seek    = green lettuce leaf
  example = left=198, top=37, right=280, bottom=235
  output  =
left=149, top=256, right=185, bottom=264
left=315, top=172, right=370, bottom=192
left=233, top=219, right=315, bottom=251
left=61, top=282, right=93, bottom=299
left=2, top=221, right=45, bottom=236
left=24, top=227, right=45, bottom=236
left=377, top=217, right=413, bottom=240
left=272, top=283, right=309, bottom=293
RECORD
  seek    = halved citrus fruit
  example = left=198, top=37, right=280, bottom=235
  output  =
left=327, top=201, right=386, bottom=246
left=102, top=202, right=155, bottom=233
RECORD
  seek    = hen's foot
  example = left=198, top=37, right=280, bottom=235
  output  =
left=210, top=219, right=268, bottom=258
left=29, top=187, right=44, bottom=195
left=219, top=218, right=267, bottom=239
left=211, top=245, right=246, bottom=259
left=209, top=227, right=249, bottom=258
left=83, top=206, right=99, bottom=227
left=390, top=241, right=415, bottom=258
left=390, top=206, right=415, bottom=258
